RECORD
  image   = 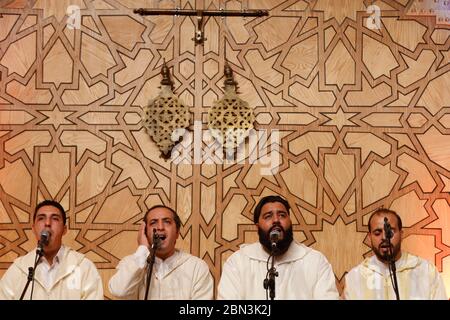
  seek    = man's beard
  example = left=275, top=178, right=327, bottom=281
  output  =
left=258, top=225, right=294, bottom=256
left=373, top=240, right=401, bottom=263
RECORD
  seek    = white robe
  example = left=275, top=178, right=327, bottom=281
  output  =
left=218, top=241, right=339, bottom=300
left=344, top=252, right=448, bottom=300
left=0, top=246, right=104, bottom=300
left=108, top=246, right=213, bottom=300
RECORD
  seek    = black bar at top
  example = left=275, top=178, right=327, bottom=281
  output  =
left=133, top=8, right=269, bottom=17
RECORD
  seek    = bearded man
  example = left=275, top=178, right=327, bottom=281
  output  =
left=217, top=195, right=339, bottom=300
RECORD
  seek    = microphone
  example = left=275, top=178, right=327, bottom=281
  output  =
left=152, top=228, right=161, bottom=249
left=269, top=228, right=282, bottom=249
left=383, top=217, right=394, bottom=240
left=39, top=230, right=50, bottom=246
left=36, top=230, right=50, bottom=255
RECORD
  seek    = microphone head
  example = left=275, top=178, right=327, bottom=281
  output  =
left=383, top=217, right=393, bottom=239
left=269, top=228, right=282, bottom=242
left=152, top=229, right=161, bottom=248
left=40, top=230, right=50, bottom=246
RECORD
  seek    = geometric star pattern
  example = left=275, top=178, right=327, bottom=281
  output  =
left=1, top=0, right=449, bottom=298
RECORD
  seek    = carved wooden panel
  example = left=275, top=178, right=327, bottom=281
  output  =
left=0, top=0, right=449, bottom=298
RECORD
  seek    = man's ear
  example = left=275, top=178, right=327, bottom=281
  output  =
left=63, top=225, right=68, bottom=236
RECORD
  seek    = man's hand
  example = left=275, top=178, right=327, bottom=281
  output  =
left=138, top=222, right=150, bottom=248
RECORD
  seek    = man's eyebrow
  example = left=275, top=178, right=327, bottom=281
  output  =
left=149, top=217, right=172, bottom=221
left=262, top=209, right=287, bottom=215
left=36, top=212, right=62, bottom=217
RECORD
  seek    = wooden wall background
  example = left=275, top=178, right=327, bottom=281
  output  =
left=0, top=0, right=449, bottom=299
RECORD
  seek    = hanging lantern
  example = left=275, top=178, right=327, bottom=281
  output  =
left=142, top=61, right=191, bottom=159
left=208, top=63, right=254, bottom=155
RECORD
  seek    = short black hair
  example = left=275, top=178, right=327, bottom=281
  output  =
left=143, top=205, right=181, bottom=231
left=368, top=208, right=402, bottom=232
left=253, top=195, right=291, bottom=223
left=33, top=200, right=67, bottom=225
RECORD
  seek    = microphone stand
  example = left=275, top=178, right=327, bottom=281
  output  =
left=19, top=243, right=45, bottom=300
left=144, top=231, right=160, bottom=300
left=263, top=245, right=278, bottom=300
left=386, top=235, right=400, bottom=300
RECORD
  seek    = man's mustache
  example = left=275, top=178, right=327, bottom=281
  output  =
left=379, top=240, right=393, bottom=251
left=269, top=224, right=284, bottom=233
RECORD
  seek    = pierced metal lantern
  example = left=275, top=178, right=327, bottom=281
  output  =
left=142, top=61, right=191, bottom=158
left=208, top=63, right=254, bottom=153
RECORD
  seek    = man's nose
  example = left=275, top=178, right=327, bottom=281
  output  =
left=382, top=230, right=391, bottom=240
left=45, top=217, right=52, bottom=226
left=156, top=221, right=164, bottom=230
left=272, top=214, right=281, bottom=223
